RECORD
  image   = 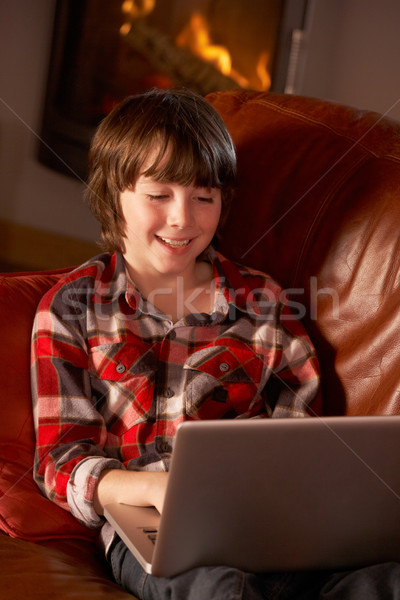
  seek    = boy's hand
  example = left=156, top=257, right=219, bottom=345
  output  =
left=94, top=469, right=169, bottom=515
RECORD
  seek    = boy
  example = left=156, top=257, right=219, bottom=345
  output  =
left=32, top=89, right=397, bottom=598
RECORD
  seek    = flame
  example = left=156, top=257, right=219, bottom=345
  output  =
left=120, top=22, right=132, bottom=36
left=176, top=13, right=232, bottom=76
left=256, top=51, right=271, bottom=91
left=121, top=0, right=155, bottom=18
left=176, top=12, right=270, bottom=91
left=120, top=0, right=155, bottom=36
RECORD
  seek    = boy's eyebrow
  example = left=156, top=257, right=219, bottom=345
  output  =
left=137, top=176, right=172, bottom=185
left=138, top=178, right=219, bottom=191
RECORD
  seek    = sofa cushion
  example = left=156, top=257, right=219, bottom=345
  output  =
left=0, top=532, right=133, bottom=598
left=0, top=269, right=96, bottom=541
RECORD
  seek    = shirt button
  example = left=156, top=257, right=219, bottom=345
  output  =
left=116, top=363, right=126, bottom=374
left=168, top=329, right=176, bottom=340
left=161, top=442, right=170, bottom=453
left=164, top=387, right=175, bottom=398
left=219, top=362, right=230, bottom=372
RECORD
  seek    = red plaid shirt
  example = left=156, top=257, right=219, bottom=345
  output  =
left=32, top=248, right=320, bottom=533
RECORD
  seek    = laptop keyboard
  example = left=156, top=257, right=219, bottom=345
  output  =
left=143, top=527, right=158, bottom=545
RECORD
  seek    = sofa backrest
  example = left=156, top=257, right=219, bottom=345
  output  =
left=207, top=90, right=400, bottom=415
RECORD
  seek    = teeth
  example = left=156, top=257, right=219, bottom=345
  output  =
left=158, top=237, right=191, bottom=248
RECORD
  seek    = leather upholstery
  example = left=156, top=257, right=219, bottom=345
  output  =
left=1, top=90, right=399, bottom=597
left=210, top=91, right=400, bottom=416
left=0, top=269, right=98, bottom=542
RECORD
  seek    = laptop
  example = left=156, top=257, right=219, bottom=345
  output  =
left=104, top=416, right=400, bottom=577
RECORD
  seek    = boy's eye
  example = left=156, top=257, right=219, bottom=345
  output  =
left=147, top=194, right=169, bottom=201
left=196, top=196, right=213, bottom=203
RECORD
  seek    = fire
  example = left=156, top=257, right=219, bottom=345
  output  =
left=176, top=12, right=270, bottom=91
left=120, top=0, right=155, bottom=34
left=119, top=2, right=271, bottom=92
left=121, top=0, right=155, bottom=18
left=256, top=51, right=271, bottom=91
left=176, top=13, right=232, bottom=76
left=176, top=13, right=248, bottom=88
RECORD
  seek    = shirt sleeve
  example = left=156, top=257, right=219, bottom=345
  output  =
left=31, top=286, right=124, bottom=528
left=266, top=295, right=322, bottom=418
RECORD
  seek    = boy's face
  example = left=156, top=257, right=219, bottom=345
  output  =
left=120, top=174, right=221, bottom=285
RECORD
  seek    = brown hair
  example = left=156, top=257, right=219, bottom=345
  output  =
left=85, top=88, right=237, bottom=253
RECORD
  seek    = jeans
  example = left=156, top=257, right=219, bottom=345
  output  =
left=109, top=536, right=400, bottom=600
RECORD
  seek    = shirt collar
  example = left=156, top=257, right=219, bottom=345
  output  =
left=210, top=248, right=261, bottom=318
left=99, top=248, right=260, bottom=322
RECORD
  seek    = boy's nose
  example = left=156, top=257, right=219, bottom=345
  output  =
left=167, top=197, right=194, bottom=228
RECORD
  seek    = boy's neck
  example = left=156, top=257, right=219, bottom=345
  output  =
left=125, top=261, right=215, bottom=322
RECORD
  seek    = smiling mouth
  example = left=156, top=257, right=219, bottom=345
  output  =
left=156, top=236, right=192, bottom=248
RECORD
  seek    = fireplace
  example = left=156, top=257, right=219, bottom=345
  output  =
left=38, top=0, right=308, bottom=180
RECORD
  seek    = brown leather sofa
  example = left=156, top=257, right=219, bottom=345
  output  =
left=1, top=90, right=400, bottom=598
